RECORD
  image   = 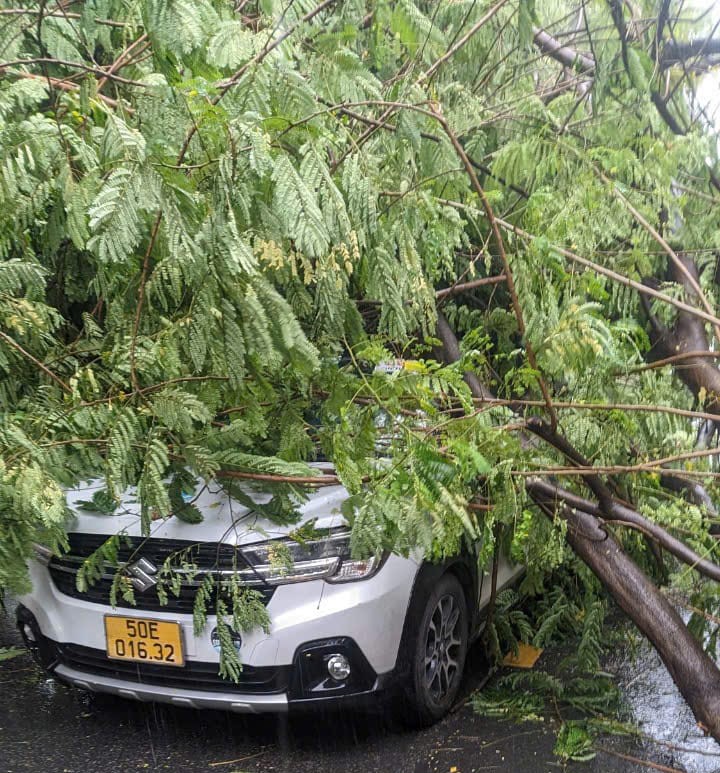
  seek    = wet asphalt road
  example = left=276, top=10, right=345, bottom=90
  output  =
left=1, top=601, right=716, bottom=773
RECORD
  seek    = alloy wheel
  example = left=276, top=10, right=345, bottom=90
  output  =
left=423, top=593, right=462, bottom=702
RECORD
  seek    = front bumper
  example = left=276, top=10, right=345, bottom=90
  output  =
left=17, top=552, right=419, bottom=712
left=56, top=663, right=290, bottom=713
left=19, top=629, right=397, bottom=713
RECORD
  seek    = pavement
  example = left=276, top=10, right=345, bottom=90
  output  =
left=1, top=600, right=716, bottom=773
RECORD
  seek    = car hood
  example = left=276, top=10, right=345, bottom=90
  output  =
left=64, top=477, right=349, bottom=546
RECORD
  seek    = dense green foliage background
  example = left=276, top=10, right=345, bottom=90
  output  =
left=2, top=0, right=720, bottom=688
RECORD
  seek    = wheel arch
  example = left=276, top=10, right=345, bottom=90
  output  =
left=394, top=554, right=479, bottom=678
left=444, top=559, right=479, bottom=636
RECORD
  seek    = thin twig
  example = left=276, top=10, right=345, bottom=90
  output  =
left=178, top=0, right=336, bottom=164
left=96, top=34, right=148, bottom=92
left=595, top=747, right=684, bottom=773
left=432, top=105, right=559, bottom=430
left=419, top=0, right=512, bottom=83
left=5, top=70, right=126, bottom=109
left=513, top=443, right=720, bottom=474
left=495, top=218, right=720, bottom=330
left=0, top=331, right=71, bottom=393
left=129, top=213, right=162, bottom=393
left=435, top=274, right=507, bottom=298
left=0, top=9, right=127, bottom=27
left=217, top=470, right=341, bottom=486
left=0, top=58, right=148, bottom=86
left=468, top=396, right=720, bottom=424
left=209, top=750, right=268, bottom=767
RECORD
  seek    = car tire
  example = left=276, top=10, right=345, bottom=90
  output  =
left=400, top=573, right=469, bottom=728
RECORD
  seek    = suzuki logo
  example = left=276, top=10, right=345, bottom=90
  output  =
left=125, top=557, right=158, bottom=592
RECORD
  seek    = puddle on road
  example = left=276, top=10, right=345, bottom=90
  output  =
left=610, top=639, right=720, bottom=773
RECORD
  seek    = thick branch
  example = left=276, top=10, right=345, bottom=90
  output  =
left=662, top=38, right=720, bottom=65
left=660, top=472, right=719, bottom=523
left=439, top=315, right=720, bottom=742
left=524, top=416, right=614, bottom=504
left=436, top=311, right=495, bottom=401
left=533, top=23, right=720, bottom=71
left=532, top=27, right=595, bottom=72
left=527, top=478, right=720, bottom=582
left=604, top=179, right=720, bottom=347
left=528, top=486, right=720, bottom=740
left=648, top=255, right=720, bottom=415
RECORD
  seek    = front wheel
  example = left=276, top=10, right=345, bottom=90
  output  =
left=402, top=573, right=468, bottom=727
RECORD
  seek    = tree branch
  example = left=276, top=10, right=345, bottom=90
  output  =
left=0, top=8, right=127, bottom=27
left=435, top=274, right=507, bottom=299
left=436, top=311, right=495, bottom=401
left=419, top=0, right=511, bottom=83
left=528, top=485, right=720, bottom=739
left=603, top=178, right=720, bottom=347
left=647, top=254, right=720, bottom=415
left=496, top=218, right=720, bottom=331
left=527, top=478, right=720, bottom=582
left=661, top=38, right=720, bottom=65
left=0, top=58, right=149, bottom=87
left=5, top=70, right=127, bottom=110
left=178, top=0, right=336, bottom=164
left=431, top=106, right=559, bottom=429
left=0, top=331, right=72, bottom=393
left=216, top=470, right=341, bottom=486
left=532, top=27, right=595, bottom=72
left=327, top=102, right=529, bottom=198
left=129, top=213, right=162, bottom=393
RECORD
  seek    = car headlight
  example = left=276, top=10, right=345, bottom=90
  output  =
left=233, top=530, right=383, bottom=586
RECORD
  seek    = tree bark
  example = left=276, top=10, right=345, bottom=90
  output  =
left=533, top=27, right=594, bottom=72
left=661, top=255, right=720, bottom=414
left=661, top=38, right=720, bottom=66
left=529, top=485, right=720, bottom=740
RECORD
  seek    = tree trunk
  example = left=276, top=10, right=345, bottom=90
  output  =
left=535, top=495, right=720, bottom=739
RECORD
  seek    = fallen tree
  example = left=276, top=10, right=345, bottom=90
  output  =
left=436, top=312, right=720, bottom=739
left=2, top=0, right=720, bottom=746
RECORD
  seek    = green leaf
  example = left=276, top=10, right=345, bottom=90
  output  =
left=76, top=489, right=118, bottom=515
left=627, top=48, right=649, bottom=93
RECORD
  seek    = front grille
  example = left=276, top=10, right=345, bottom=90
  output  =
left=48, top=533, right=275, bottom=613
left=55, top=641, right=290, bottom=694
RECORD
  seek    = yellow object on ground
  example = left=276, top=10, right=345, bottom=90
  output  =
left=502, top=642, right=543, bottom=669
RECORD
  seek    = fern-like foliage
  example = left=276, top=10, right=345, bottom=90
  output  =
left=1, top=0, right=720, bottom=709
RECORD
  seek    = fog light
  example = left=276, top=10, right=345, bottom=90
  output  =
left=22, top=623, right=37, bottom=643
left=327, top=653, right=351, bottom=681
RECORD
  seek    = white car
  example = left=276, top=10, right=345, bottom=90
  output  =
left=17, top=476, right=521, bottom=726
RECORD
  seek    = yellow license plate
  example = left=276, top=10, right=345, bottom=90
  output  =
left=104, top=616, right=185, bottom=667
